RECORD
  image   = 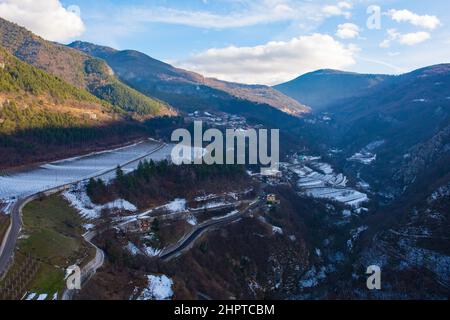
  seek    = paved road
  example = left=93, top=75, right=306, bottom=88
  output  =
left=0, top=142, right=167, bottom=277
left=0, top=193, right=53, bottom=277
left=159, top=200, right=260, bottom=261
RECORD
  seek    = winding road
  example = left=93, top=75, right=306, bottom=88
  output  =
left=159, top=200, right=260, bottom=261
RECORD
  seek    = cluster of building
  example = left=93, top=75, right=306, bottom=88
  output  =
left=186, top=111, right=259, bottom=130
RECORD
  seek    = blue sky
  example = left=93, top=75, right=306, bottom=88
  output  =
left=1, top=0, right=449, bottom=84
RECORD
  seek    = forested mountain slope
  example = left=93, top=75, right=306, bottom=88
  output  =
left=0, top=18, right=174, bottom=118
left=0, top=48, right=149, bottom=169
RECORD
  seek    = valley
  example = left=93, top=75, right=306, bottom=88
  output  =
left=0, top=10, right=448, bottom=302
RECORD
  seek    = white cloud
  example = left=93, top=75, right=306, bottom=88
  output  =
left=398, top=31, right=430, bottom=45
left=380, top=29, right=430, bottom=48
left=179, top=34, right=358, bottom=85
left=387, top=9, right=440, bottom=30
left=123, top=0, right=351, bottom=30
left=128, top=0, right=300, bottom=29
left=336, top=23, right=360, bottom=39
left=322, top=1, right=353, bottom=19
left=380, top=29, right=399, bottom=48
left=0, top=0, right=85, bottom=42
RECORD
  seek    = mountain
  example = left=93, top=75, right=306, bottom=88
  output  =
left=289, top=64, right=450, bottom=299
left=0, top=18, right=174, bottom=118
left=301, top=64, right=450, bottom=196
left=274, top=69, right=391, bottom=112
left=0, top=47, right=152, bottom=169
left=329, top=64, right=450, bottom=151
left=68, top=41, right=309, bottom=116
left=0, top=46, right=114, bottom=129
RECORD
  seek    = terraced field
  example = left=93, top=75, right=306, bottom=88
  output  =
left=290, top=161, right=368, bottom=208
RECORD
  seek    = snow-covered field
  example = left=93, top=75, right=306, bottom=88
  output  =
left=291, top=160, right=368, bottom=208
left=164, top=199, right=187, bottom=213
left=0, top=140, right=172, bottom=209
left=137, top=275, right=174, bottom=300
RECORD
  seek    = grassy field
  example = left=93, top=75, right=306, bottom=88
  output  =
left=0, top=195, right=95, bottom=299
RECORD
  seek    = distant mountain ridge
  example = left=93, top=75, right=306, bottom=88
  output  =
left=68, top=41, right=309, bottom=116
left=274, top=69, right=392, bottom=111
left=0, top=18, right=174, bottom=118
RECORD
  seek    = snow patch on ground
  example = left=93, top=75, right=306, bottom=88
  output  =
left=397, top=238, right=450, bottom=284
left=186, top=213, right=198, bottom=226
left=137, top=275, right=173, bottom=300
left=429, top=183, right=450, bottom=203
left=164, top=199, right=187, bottom=213
left=342, top=209, right=352, bottom=218
left=347, top=226, right=368, bottom=251
left=299, top=266, right=327, bottom=289
left=348, top=140, right=385, bottom=165
left=0, top=198, right=14, bottom=215
left=348, top=152, right=376, bottom=165
left=194, top=194, right=217, bottom=202
left=37, top=294, right=48, bottom=301
left=63, top=183, right=137, bottom=219
left=25, top=293, right=36, bottom=300
left=25, top=292, right=50, bottom=300
left=272, top=226, right=283, bottom=235
left=357, top=180, right=371, bottom=191
left=257, top=216, right=283, bottom=236
left=143, top=245, right=162, bottom=257
left=104, top=199, right=137, bottom=212
left=212, top=210, right=239, bottom=220
left=125, top=242, right=141, bottom=256
left=194, top=201, right=230, bottom=210
left=83, top=223, right=95, bottom=231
